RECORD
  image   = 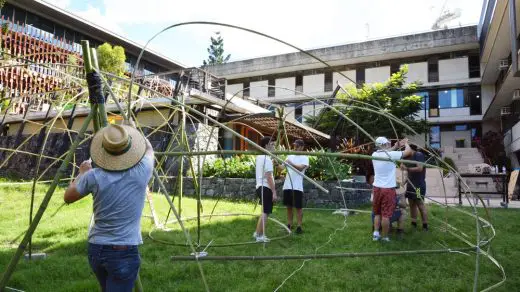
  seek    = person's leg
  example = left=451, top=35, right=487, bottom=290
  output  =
left=105, top=247, right=140, bottom=292
left=372, top=187, right=382, bottom=239
left=408, top=198, right=418, bottom=228
left=295, top=191, right=304, bottom=233
left=87, top=243, right=108, bottom=292
left=381, top=188, right=397, bottom=240
left=417, top=201, right=428, bottom=230
left=283, top=190, right=293, bottom=228
left=256, top=213, right=268, bottom=235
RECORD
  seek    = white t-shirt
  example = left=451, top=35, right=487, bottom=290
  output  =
left=372, top=150, right=403, bottom=188
left=283, top=155, right=309, bottom=191
left=256, top=155, right=274, bottom=189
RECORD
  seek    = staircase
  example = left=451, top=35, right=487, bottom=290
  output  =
left=442, top=147, right=501, bottom=199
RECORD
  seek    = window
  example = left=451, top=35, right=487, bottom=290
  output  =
left=268, top=79, right=275, bottom=97
left=1, top=4, right=15, bottom=21
left=455, top=125, right=468, bottom=131
left=54, top=25, right=65, bottom=40
left=295, top=75, right=303, bottom=93
left=64, top=29, right=74, bottom=43
left=13, top=7, right=26, bottom=24
left=295, top=104, right=303, bottom=123
left=243, top=81, right=250, bottom=97
left=468, top=86, right=482, bottom=115
left=428, top=59, right=439, bottom=82
left=26, top=12, right=54, bottom=34
left=74, top=31, right=84, bottom=44
left=438, top=88, right=465, bottom=108
left=430, top=126, right=441, bottom=149
left=390, top=63, right=400, bottom=75
left=428, top=91, right=439, bottom=117
left=416, top=92, right=429, bottom=111
left=356, top=68, right=365, bottom=88
left=324, top=72, right=333, bottom=92
left=468, top=54, right=480, bottom=78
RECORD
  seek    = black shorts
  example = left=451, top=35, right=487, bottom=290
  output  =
left=256, top=186, right=273, bottom=214
left=406, top=185, right=426, bottom=202
left=283, top=189, right=303, bottom=209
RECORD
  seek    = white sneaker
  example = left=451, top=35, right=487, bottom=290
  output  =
left=381, top=237, right=390, bottom=242
left=372, top=231, right=380, bottom=241
left=256, top=235, right=270, bottom=243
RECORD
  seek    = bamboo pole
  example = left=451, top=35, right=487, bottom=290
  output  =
left=90, top=48, right=108, bottom=127
left=155, top=150, right=440, bottom=169
left=170, top=247, right=477, bottom=262
left=0, top=109, right=96, bottom=289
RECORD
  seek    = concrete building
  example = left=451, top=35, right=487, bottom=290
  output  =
left=209, top=26, right=496, bottom=150
left=479, top=0, right=520, bottom=168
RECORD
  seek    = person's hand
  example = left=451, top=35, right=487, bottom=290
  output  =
left=400, top=163, right=406, bottom=171
left=400, top=138, right=409, bottom=145
left=79, top=160, right=92, bottom=174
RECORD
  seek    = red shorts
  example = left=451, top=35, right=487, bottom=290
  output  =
left=372, top=187, right=396, bottom=219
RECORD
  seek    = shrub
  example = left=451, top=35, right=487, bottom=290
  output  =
left=306, top=150, right=352, bottom=181
left=202, top=155, right=255, bottom=178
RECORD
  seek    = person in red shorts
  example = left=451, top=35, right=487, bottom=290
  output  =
left=371, top=137, right=412, bottom=242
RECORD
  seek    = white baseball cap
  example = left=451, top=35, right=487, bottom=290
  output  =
left=375, top=137, right=390, bottom=146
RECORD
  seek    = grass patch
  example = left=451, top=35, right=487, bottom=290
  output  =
left=0, top=181, right=517, bottom=291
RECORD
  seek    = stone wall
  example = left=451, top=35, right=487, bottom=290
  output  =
left=158, top=177, right=371, bottom=208
left=0, top=123, right=217, bottom=180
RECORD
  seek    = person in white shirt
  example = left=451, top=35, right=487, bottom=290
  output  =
left=282, top=139, right=309, bottom=234
left=253, top=136, right=278, bottom=243
left=371, top=137, right=412, bottom=242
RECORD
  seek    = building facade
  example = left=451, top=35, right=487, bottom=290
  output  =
left=479, top=0, right=520, bottom=168
left=210, top=26, right=498, bottom=150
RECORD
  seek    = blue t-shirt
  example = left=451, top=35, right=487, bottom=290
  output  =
left=76, top=155, right=154, bottom=245
left=407, top=152, right=426, bottom=187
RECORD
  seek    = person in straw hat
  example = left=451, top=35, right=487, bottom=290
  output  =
left=64, top=122, right=154, bottom=291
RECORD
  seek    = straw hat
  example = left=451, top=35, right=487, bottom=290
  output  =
left=90, top=124, right=146, bottom=171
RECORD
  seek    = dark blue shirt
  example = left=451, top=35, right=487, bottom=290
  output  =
left=407, top=152, right=426, bottom=187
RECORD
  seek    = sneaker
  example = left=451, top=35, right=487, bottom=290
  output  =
left=295, top=226, right=303, bottom=234
left=256, top=235, right=270, bottom=243
left=253, top=232, right=257, bottom=239
left=372, top=234, right=381, bottom=241
left=381, top=237, right=390, bottom=242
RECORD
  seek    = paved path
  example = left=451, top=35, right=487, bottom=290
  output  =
left=426, top=196, right=520, bottom=209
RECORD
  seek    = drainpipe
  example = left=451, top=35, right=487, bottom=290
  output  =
left=510, top=0, right=520, bottom=76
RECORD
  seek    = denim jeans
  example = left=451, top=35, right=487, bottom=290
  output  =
left=87, top=243, right=140, bottom=292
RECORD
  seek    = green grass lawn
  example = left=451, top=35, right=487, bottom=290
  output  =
left=0, top=181, right=518, bottom=291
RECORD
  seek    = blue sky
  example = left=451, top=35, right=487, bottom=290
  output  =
left=47, top=0, right=483, bottom=67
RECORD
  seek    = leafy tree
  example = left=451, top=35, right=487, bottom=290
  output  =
left=0, top=1, right=6, bottom=9
left=202, top=32, right=231, bottom=66
left=306, top=65, right=426, bottom=144
left=96, top=43, right=126, bottom=76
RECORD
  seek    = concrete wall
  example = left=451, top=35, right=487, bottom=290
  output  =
left=275, top=77, right=295, bottom=97
left=303, top=74, right=324, bottom=94
left=439, top=57, right=469, bottom=81
left=365, top=66, right=390, bottom=83
left=333, top=70, right=356, bottom=88
left=165, top=177, right=371, bottom=208
left=250, top=80, right=268, bottom=99
left=284, top=105, right=296, bottom=120
left=404, top=62, right=428, bottom=84
left=226, top=83, right=243, bottom=98
left=439, top=107, right=470, bottom=117
left=481, top=84, right=495, bottom=114
left=441, top=130, right=472, bottom=148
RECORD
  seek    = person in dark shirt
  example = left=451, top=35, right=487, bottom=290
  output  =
left=401, top=144, right=428, bottom=231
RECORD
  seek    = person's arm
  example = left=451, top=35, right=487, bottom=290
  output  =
left=401, top=142, right=413, bottom=158
left=285, top=159, right=308, bottom=172
left=267, top=172, right=277, bottom=201
left=64, top=160, right=92, bottom=204
left=407, top=153, right=424, bottom=172
left=144, top=137, right=154, bottom=159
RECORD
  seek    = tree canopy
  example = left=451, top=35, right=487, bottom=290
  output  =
left=305, top=65, right=426, bottom=144
left=202, top=32, right=231, bottom=66
left=96, top=43, right=126, bottom=76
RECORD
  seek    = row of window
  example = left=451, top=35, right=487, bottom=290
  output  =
left=429, top=123, right=482, bottom=149
left=416, top=86, right=482, bottom=116
left=1, top=3, right=164, bottom=76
